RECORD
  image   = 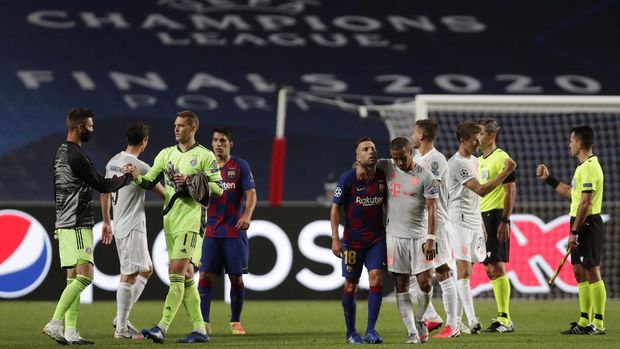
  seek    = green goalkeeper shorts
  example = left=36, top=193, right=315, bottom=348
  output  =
left=166, top=231, right=202, bottom=267
left=56, top=227, right=94, bottom=268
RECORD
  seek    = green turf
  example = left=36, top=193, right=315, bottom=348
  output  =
left=0, top=299, right=617, bottom=348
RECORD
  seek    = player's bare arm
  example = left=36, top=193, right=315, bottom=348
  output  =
left=100, top=193, right=113, bottom=245
left=536, top=164, right=571, bottom=199
left=330, top=203, right=343, bottom=258
left=424, top=197, right=437, bottom=261
left=499, top=181, right=516, bottom=241
left=466, top=158, right=516, bottom=197
left=236, top=189, right=257, bottom=230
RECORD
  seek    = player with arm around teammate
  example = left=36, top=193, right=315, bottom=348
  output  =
left=536, top=125, right=606, bottom=335
left=100, top=122, right=165, bottom=339
left=331, top=137, right=387, bottom=344
left=198, top=127, right=257, bottom=336
left=447, top=121, right=516, bottom=334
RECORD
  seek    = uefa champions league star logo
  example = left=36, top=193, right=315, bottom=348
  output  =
left=159, top=0, right=321, bottom=14
left=333, top=186, right=342, bottom=198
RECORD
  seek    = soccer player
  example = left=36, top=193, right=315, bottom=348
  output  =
left=447, top=121, right=515, bottom=335
left=331, top=137, right=387, bottom=344
left=536, top=125, right=606, bottom=335
left=410, top=119, right=460, bottom=338
left=43, top=107, right=137, bottom=345
left=100, top=122, right=165, bottom=339
left=198, top=127, right=257, bottom=336
left=477, top=118, right=517, bottom=333
left=134, top=110, right=224, bottom=344
left=358, top=137, right=439, bottom=344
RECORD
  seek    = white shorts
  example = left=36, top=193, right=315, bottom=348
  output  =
left=451, top=222, right=486, bottom=263
left=434, top=223, right=453, bottom=268
left=387, top=235, right=434, bottom=275
left=115, top=229, right=152, bottom=275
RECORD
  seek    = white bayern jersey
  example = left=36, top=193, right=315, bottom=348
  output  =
left=447, top=151, right=482, bottom=228
left=414, top=148, right=450, bottom=228
left=377, top=158, right=439, bottom=239
left=105, top=151, right=150, bottom=238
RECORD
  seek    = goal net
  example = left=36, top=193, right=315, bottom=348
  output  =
left=415, top=95, right=620, bottom=299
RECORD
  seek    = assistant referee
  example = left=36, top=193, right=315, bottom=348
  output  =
left=537, top=125, right=606, bottom=335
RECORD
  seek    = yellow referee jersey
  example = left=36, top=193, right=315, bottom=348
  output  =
left=478, top=147, right=515, bottom=212
left=570, top=155, right=604, bottom=217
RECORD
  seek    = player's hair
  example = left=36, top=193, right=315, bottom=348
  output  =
left=390, top=137, right=411, bottom=150
left=66, top=107, right=94, bottom=131
left=213, top=127, right=234, bottom=142
left=415, top=119, right=438, bottom=141
left=478, top=117, right=501, bottom=142
left=571, top=125, right=594, bottom=149
left=176, top=110, right=199, bottom=129
left=355, top=137, right=373, bottom=150
left=456, top=120, right=481, bottom=143
left=126, top=122, right=149, bottom=146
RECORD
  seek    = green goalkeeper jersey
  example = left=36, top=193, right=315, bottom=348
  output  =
left=135, top=143, right=224, bottom=235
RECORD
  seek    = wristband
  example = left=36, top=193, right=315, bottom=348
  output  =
left=545, top=175, right=560, bottom=189
left=426, top=234, right=436, bottom=241
left=570, top=229, right=579, bottom=235
left=500, top=217, right=510, bottom=224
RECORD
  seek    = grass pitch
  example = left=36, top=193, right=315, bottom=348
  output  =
left=0, top=299, right=617, bottom=348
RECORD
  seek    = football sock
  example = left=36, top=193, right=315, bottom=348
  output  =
left=183, top=279, right=207, bottom=334
left=409, top=275, right=420, bottom=303
left=367, top=285, right=382, bottom=332
left=577, top=281, right=591, bottom=327
left=159, top=274, right=185, bottom=330
left=130, top=275, right=148, bottom=305
left=457, top=278, right=477, bottom=324
left=52, top=275, right=91, bottom=322
left=198, top=278, right=213, bottom=322
left=116, top=282, right=132, bottom=331
left=589, top=280, right=606, bottom=329
left=415, top=287, right=432, bottom=322
left=230, top=281, right=245, bottom=322
left=64, top=278, right=78, bottom=330
left=439, top=278, right=458, bottom=328
left=342, top=288, right=357, bottom=336
left=396, top=292, right=416, bottom=335
left=491, top=275, right=511, bottom=326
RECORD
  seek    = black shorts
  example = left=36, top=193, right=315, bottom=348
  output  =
left=482, top=209, right=510, bottom=264
left=570, top=214, right=604, bottom=267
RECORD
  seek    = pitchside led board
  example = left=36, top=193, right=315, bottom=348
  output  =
left=2, top=204, right=609, bottom=302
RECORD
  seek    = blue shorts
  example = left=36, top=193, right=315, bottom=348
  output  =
left=341, top=239, right=387, bottom=280
left=199, top=236, right=249, bottom=275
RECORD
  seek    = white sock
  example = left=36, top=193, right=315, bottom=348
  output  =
left=408, top=275, right=420, bottom=304
left=131, top=275, right=148, bottom=305
left=396, top=292, right=417, bottom=335
left=415, top=288, right=432, bottom=322
left=439, top=278, right=458, bottom=328
left=116, top=282, right=132, bottom=332
left=457, top=278, right=476, bottom=325
left=455, top=290, right=463, bottom=324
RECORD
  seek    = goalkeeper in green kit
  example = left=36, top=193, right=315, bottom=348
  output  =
left=130, top=110, right=224, bottom=343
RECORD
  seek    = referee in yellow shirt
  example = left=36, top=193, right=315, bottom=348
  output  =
left=477, top=118, right=516, bottom=333
left=537, top=125, right=606, bottom=335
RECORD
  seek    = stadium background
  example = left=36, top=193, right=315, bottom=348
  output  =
left=1, top=0, right=619, bottom=302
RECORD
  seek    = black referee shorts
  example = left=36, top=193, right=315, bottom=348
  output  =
left=570, top=214, right=604, bottom=268
left=482, top=209, right=510, bottom=264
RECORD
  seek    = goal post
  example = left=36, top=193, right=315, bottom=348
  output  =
left=414, top=94, right=620, bottom=298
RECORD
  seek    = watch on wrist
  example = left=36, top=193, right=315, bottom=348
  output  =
left=500, top=217, right=510, bottom=224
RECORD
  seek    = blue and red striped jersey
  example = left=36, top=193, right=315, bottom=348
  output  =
left=333, top=169, right=386, bottom=249
left=205, top=156, right=255, bottom=238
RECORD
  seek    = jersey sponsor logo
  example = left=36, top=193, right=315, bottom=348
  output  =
left=470, top=214, right=609, bottom=296
left=355, top=196, right=383, bottom=206
left=228, top=169, right=237, bottom=179
left=333, top=186, right=342, bottom=198
left=0, top=210, right=52, bottom=298
left=223, top=181, right=237, bottom=190
left=389, top=182, right=400, bottom=197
